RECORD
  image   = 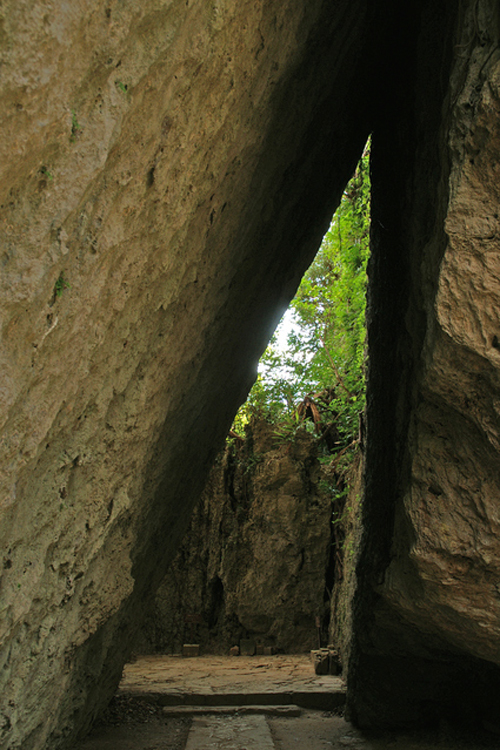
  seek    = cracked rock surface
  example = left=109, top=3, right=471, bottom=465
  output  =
left=2, top=0, right=500, bottom=747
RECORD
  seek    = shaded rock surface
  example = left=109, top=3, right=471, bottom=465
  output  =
left=2, top=0, right=500, bottom=748
left=0, top=1, right=379, bottom=747
left=137, top=421, right=334, bottom=655
left=349, top=0, right=500, bottom=732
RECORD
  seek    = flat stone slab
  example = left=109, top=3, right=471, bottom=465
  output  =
left=162, top=704, right=302, bottom=717
left=185, top=714, right=275, bottom=750
left=118, top=654, right=345, bottom=710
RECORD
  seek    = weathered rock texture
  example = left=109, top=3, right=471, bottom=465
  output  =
left=328, top=451, right=362, bottom=673
left=2, top=0, right=500, bottom=747
left=0, top=1, right=380, bottom=747
left=138, top=421, right=334, bottom=655
left=349, top=0, right=500, bottom=731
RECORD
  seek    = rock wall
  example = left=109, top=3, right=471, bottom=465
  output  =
left=328, top=451, right=363, bottom=674
left=2, top=0, right=500, bottom=746
left=138, top=421, right=335, bottom=656
left=349, top=0, right=500, bottom=731
left=0, top=1, right=381, bottom=747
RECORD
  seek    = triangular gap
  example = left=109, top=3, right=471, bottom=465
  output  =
left=222, top=138, right=371, bottom=661
left=232, top=137, right=371, bottom=452
left=131, top=141, right=371, bottom=670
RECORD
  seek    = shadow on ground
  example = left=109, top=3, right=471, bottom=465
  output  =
left=75, top=656, right=500, bottom=750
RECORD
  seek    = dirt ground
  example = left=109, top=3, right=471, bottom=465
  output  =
left=75, top=656, right=500, bottom=750
left=77, top=697, right=191, bottom=750
left=268, top=712, right=500, bottom=750
left=76, top=697, right=500, bottom=750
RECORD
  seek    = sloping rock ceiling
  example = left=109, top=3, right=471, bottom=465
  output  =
left=0, top=1, right=378, bottom=747
left=1, top=0, right=500, bottom=748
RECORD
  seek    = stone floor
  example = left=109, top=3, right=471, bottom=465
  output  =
left=186, top=714, right=274, bottom=750
left=118, top=654, right=344, bottom=710
left=76, top=655, right=499, bottom=750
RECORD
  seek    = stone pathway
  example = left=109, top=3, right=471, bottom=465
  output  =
left=76, top=655, right=499, bottom=750
left=118, top=654, right=345, bottom=711
left=185, top=714, right=274, bottom=750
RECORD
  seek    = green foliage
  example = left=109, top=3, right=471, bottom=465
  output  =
left=115, top=80, right=128, bottom=94
left=53, top=273, right=71, bottom=300
left=244, top=451, right=263, bottom=474
left=233, top=142, right=370, bottom=447
left=70, top=110, right=81, bottom=141
left=40, top=166, right=53, bottom=181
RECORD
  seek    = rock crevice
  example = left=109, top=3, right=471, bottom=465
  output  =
left=2, top=0, right=500, bottom=746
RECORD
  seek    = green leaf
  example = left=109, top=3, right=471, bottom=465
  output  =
left=231, top=139, right=371, bottom=447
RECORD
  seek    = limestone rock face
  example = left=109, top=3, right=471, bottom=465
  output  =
left=3, top=0, right=500, bottom=746
left=138, top=422, right=334, bottom=655
left=349, top=0, right=500, bottom=729
left=0, top=1, right=378, bottom=747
